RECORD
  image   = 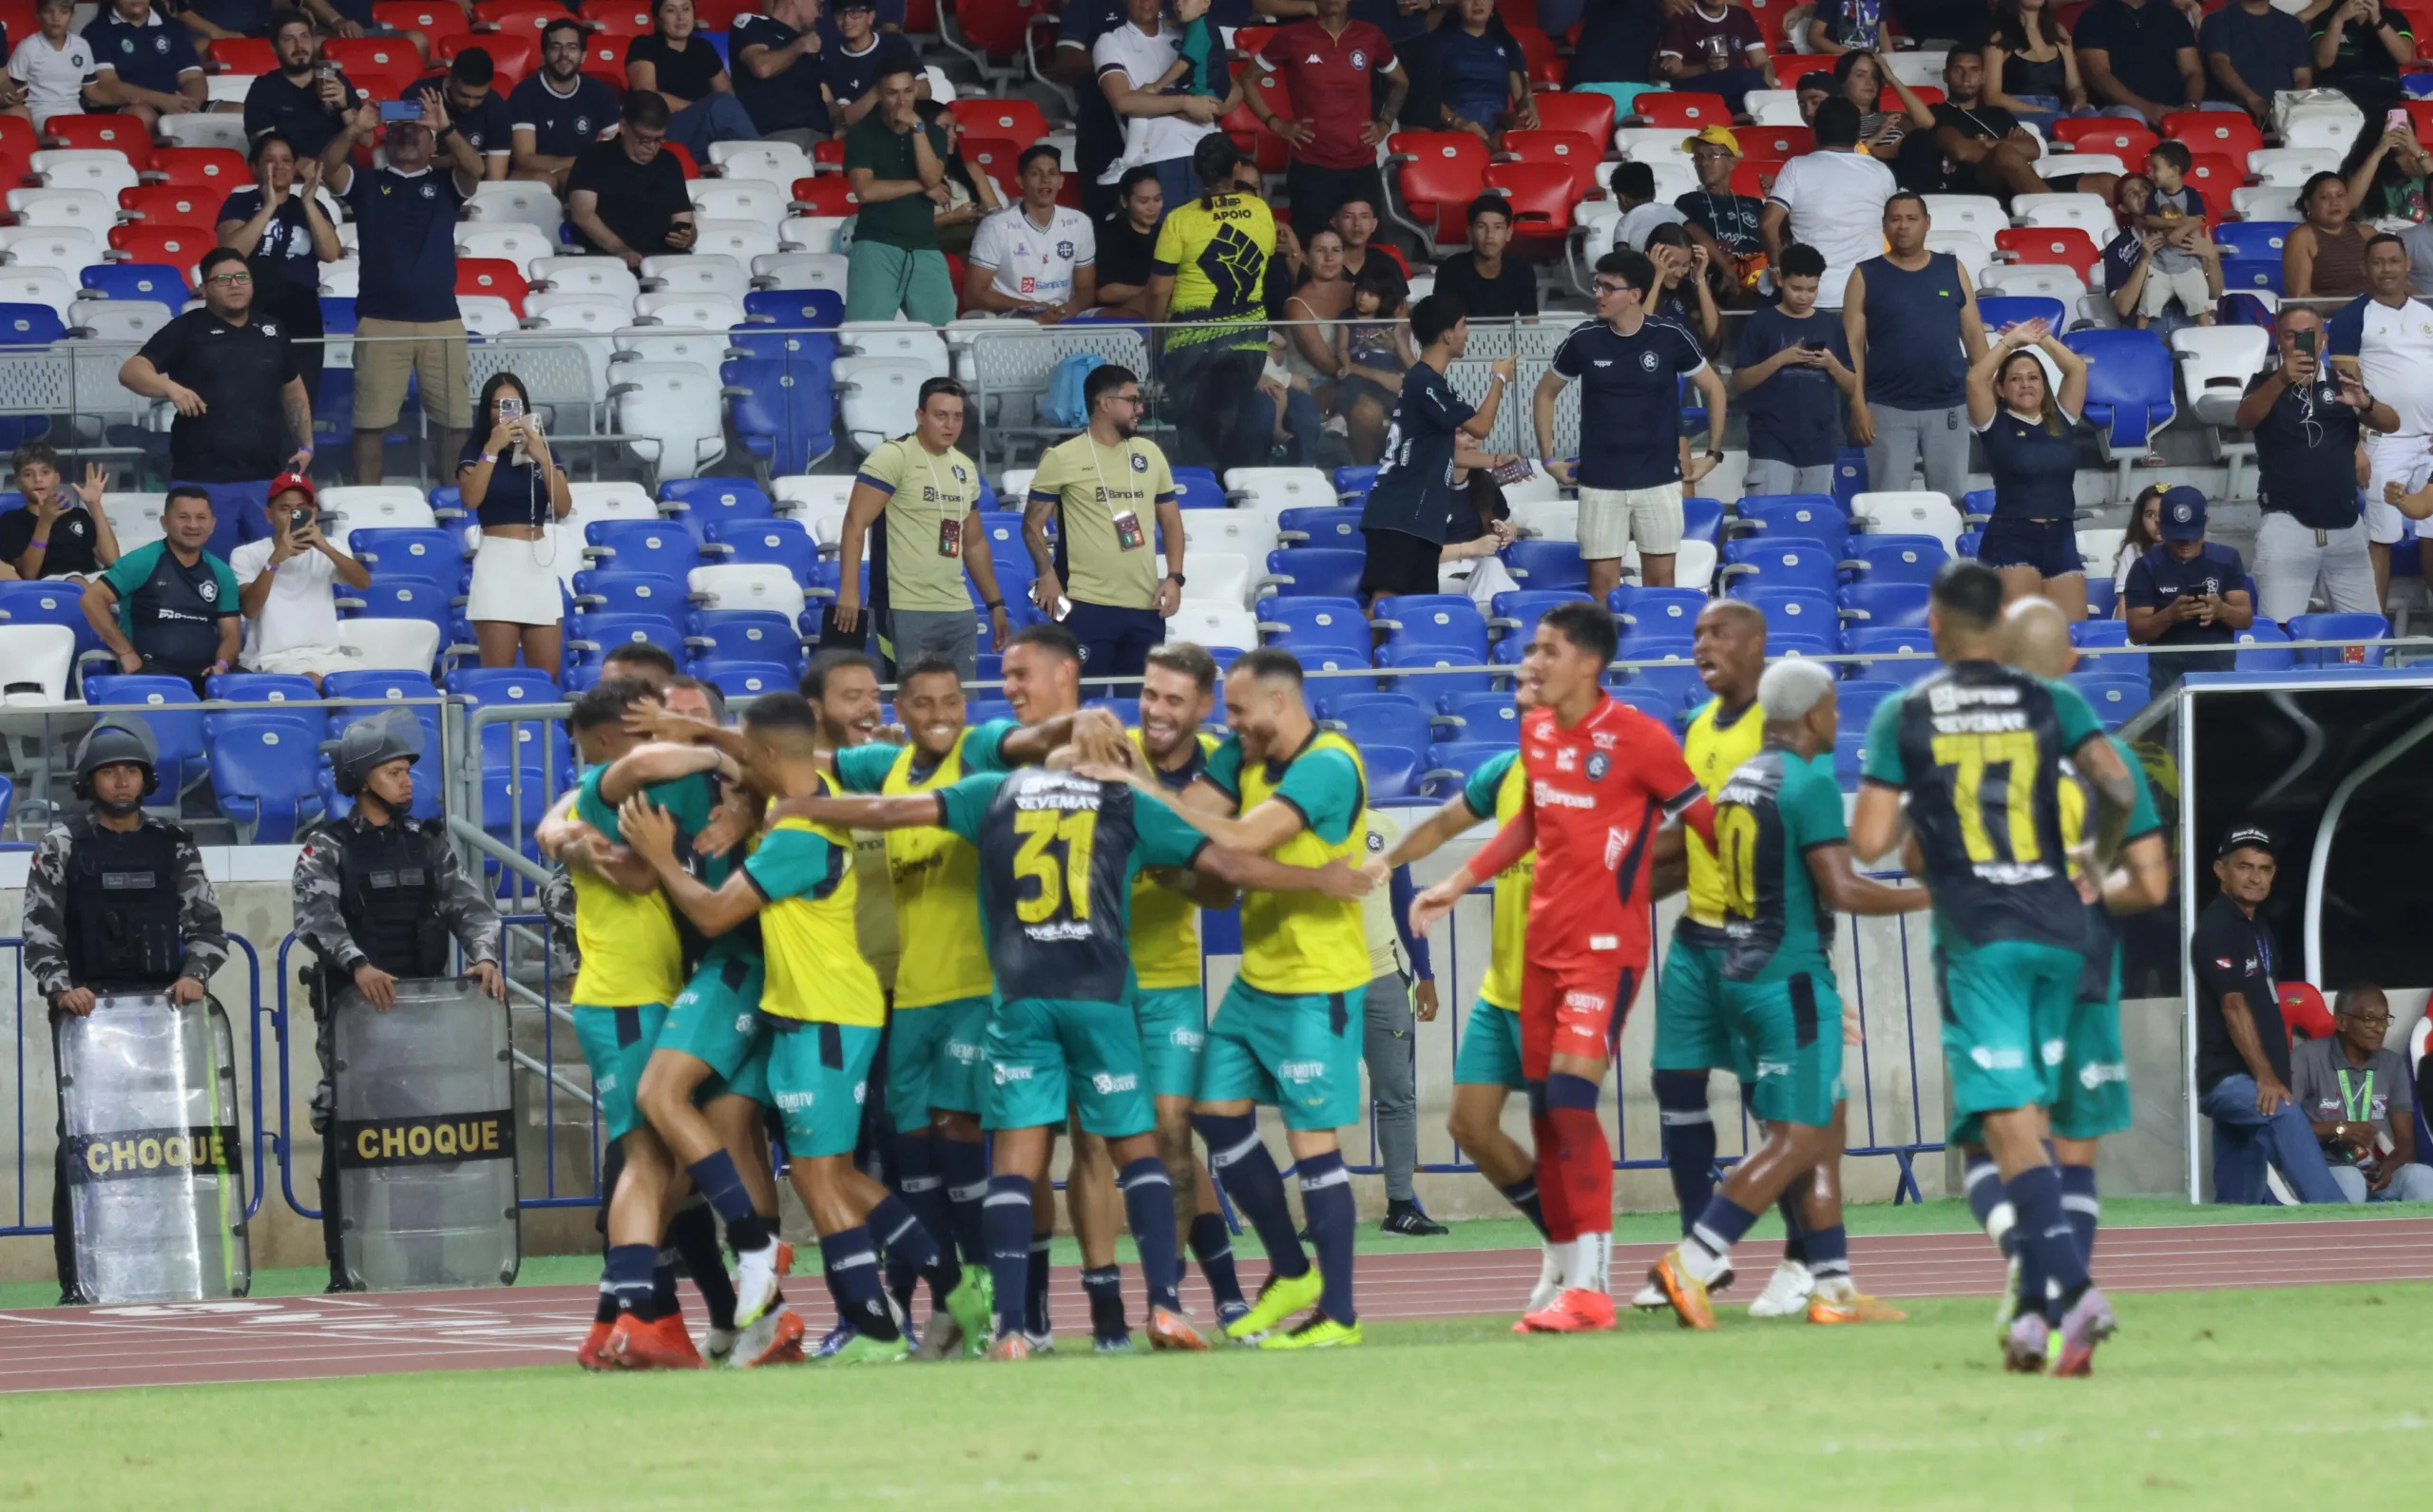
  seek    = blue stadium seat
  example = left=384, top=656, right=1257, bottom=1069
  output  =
left=722, top=357, right=835, bottom=476
left=323, top=669, right=442, bottom=751
left=1434, top=689, right=1522, bottom=743
left=1731, top=495, right=1846, bottom=558
left=742, top=288, right=843, bottom=330
left=1375, top=599, right=1487, bottom=658
left=342, top=577, right=457, bottom=646
left=209, top=713, right=326, bottom=842
left=2068, top=617, right=2148, bottom=679
left=1842, top=534, right=1949, bottom=586
left=1608, top=685, right=1678, bottom=724
left=80, top=675, right=208, bottom=794
left=1364, top=742, right=1421, bottom=799
left=1419, top=740, right=1505, bottom=797
left=1333, top=464, right=1379, bottom=503
left=1840, top=580, right=1931, bottom=628
left=1485, top=588, right=1591, bottom=640
left=2213, top=221, right=2296, bottom=263
left=1770, top=634, right=1839, bottom=661
left=1973, top=296, right=2066, bottom=333
left=1737, top=587, right=1845, bottom=647
left=692, top=659, right=798, bottom=698
left=2084, top=577, right=2117, bottom=618
left=0, top=578, right=107, bottom=663
left=583, top=518, right=701, bottom=579
left=79, top=262, right=188, bottom=311
left=1370, top=593, right=1473, bottom=624
left=661, top=478, right=776, bottom=539
left=2216, top=257, right=2282, bottom=296
left=1721, top=540, right=1839, bottom=597
left=450, top=668, right=566, bottom=771
left=2062, top=329, right=2177, bottom=453
left=1275, top=506, right=1364, bottom=547
left=1291, top=643, right=1372, bottom=677
left=350, top=526, right=468, bottom=588
left=723, top=320, right=838, bottom=368
left=1835, top=679, right=1902, bottom=733
left=688, top=609, right=803, bottom=670
left=1846, top=625, right=1935, bottom=682
left=2232, top=621, right=2293, bottom=671
left=1256, top=595, right=1369, bottom=655
left=1831, top=729, right=1869, bottom=791
left=1504, top=539, right=1587, bottom=590
left=1261, top=548, right=1364, bottom=599
left=1321, top=692, right=1434, bottom=756
left=966, top=697, right=1015, bottom=725
left=1170, top=467, right=1224, bottom=510
left=1611, top=584, right=1707, bottom=636
left=1681, top=495, right=1725, bottom=547
left=1960, top=489, right=1994, bottom=526
left=1614, top=654, right=1708, bottom=711
left=205, top=671, right=325, bottom=735
left=705, top=516, right=818, bottom=578
left=2289, top=611, right=2389, bottom=666
left=1379, top=643, right=1489, bottom=700
left=569, top=610, right=685, bottom=664
left=478, top=765, right=553, bottom=866
left=2070, top=675, right=2147, bottom=729
left=572, top=570, right=689, bottom=619
left=1832, top=446, right=1868, bottom=508
left=0, top=302, right=67, bottom=344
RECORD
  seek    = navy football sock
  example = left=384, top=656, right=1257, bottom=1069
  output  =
left=981, top=1175, right=1032, bottom=1340
left=1187, top=1211, right=1245, bottom=1310
left=686, top=1151, right=772, bottom=1254
left=891, top=1134, right=957, bottom=1280
left=1025, top=1237, right=1054, bottom=1334
left=592, top=1280, right=619, bottom=1328
left=1651, top=1069, right=1717, bottom=1237
left=2059, top=1163, right=2099, bottom=1268
left=1119, top=1158, right=1182, bottom=1313
left=1296, top=1150, right=1357, bottom=1325
left=2004, top=1163, right=2087, bottom=1322
left=664, top=1202, right=735, bottom=1330
left=938, top=1137, right=990, bottom=1267
left=1964, top=1151, right=2018, bottom=1259
left=1803, top=1224, right=1849, bottom=1283
left=1195, top=1111, right=1308, bottom=1279
left=819, top=1227, right=899, bottom=1341
left=605, top=1243, right=657, bottom=1320
left=1081, top=1266, right=1128, bottom=1342
left=650, top=1255, right=680, bottom=1317
left=1497, top=1177, right=1551, bottom=1239
left=871, top=1191, right=960, bottom=1306
left=1686, top=1193, right=1760, bottom=1273
left=1775, top=1189, right=1809, bottom=1266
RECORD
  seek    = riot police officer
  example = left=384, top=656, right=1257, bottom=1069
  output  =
left=292, top=708, right=505, bottom=1291
left=23, top=717, right=229, bottom=1305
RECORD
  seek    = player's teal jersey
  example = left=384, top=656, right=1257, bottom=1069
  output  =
left=576, top=764, right=756, bottom=965
left=2069, top=733, right=2165, bottom=1002
left=1714, top=748, right=1846, bottom=983
left=832, top=720, right=1017, bottom=792
left=1860, top=660, right=2105, bottom=952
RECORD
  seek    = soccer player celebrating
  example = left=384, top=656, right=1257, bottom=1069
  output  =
left=619, top=693, right=992, bottom=1365
left=1647, top=660, right=1928, bottom=1329
left=1848, top=563, right=2140, bottom=1376
left=1408, top=602, right=1715, bottom=1333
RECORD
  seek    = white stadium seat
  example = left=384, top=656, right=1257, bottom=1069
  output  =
left=607, top=361, right=727, bottom=482
left=1851, top=491, right=1965, bottom=550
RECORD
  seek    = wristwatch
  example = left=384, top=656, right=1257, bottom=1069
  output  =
left=1703, top=448, right=1725, bottom=460
left=1165, top=573, right=1187, bottom=587
left=982, top=598, right=1004, bottom=611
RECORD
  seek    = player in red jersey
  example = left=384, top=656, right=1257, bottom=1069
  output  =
left=1410, top=602, right=1715, bottom=1331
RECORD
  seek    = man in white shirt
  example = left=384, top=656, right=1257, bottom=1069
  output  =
left=1759, top=96, right=1895, bottom=309
left=1611, top=160, right=1689, bottom=252
left=230, top=474, right=373, bottom=683
left=2328, top=232, right=2433, bottom=605
left=9, top=0, right=97, bottom=129
left=964, top=144, right=1100, bottom=323
left=1093, top=0, right=1228, bottom=211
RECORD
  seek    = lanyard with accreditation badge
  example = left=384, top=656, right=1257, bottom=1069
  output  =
left=1085, top=440, right=1149, bottom=552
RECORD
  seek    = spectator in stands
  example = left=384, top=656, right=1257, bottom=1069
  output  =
left=1434, top=0, right=1536, bottom=140
left=320, top=89, right=484, bottom=489
left=2108, top=483, right=2164, bottom=609
left=1611, top=160, right=1687, bottom=253
left=1965, top=317, right=2092, bottom=619
left=1023, top=363, right=1186, bottom=680
left=1097, top=0, right=1230, bottom=214
left=2239, top=305, right=2390, bottom=621
left=1357, top=295, right=1517, bottom=604
left=1251, top=0, right=1405, bottom=240
left=0, top=446, right=121, bottom=582
left=177, top=0, right=310, bottom=45
left=217, top=131, right=340, bottom=411
left=566, top=91, right=697, bottom=269
left=1150, top=133, right=1279, bottom=469
left=243, top=12, right=353, bottom=161
left=842, top=66, right=956, bottom=325
left=2200, top=0, right=2313, bottom=122
left=1432, top=194, right=1538, bottom=319
left=1983, top=0, right=2087, bottom=124
left=1794, top=71, right=1833, bottom=126
left=9, top=0, right=91, bottom=129
left=818, top=0, right=921, bottom=135
left=1732, top=243, right=1855, bottom=498
left=2104, top=164, right=2224, bottom=332
left=1280, top=224, right=1353, bottom=392
left=82, top=0, right=205, bottom=126
left=1642, top=223, right=1721, bottom=347
left=1906, top=46, right=2049, bottom=201
left=2193, top=827, right=2351, bottom=1205
left=833, top=376, right=1008, bottom=679
left=508, top=18, right=620, bottom=193
left=1093, top=163, right=1164, bottom=315
left=2328, top=233, right=2433, bottom=603
left=229, top=471, right=368, bottom=683
left=1567, top=0, right=1668, bottom=91
left=2285, top=171, right=2374, bottom=300
left=2293, top=985, right=2433, bottom=1201
left=2339, top=115, right=2433, bottom=223
left=1676, top=126, right=1766, bottom=305
left=1804, top=0, right=1889, bottom=56
left=732, top=0, right=832, bottom=149
left=1331, top=192, right=1409, bottom=278
left=2125, top=486, right=2251, bottom=695
left=2075, top=0, right=2203, bottom=128
left=1536, top=247, right=1729, bottom=598
left=623, top=0, right=759, bottom=158
left=120, top=246, right=313, bottom=560
left=1845, top=192, right=1988, bottom=508
left=460, top=371, right=572, bottom=672
left=1657, top=0, right=1774, bottom=116
left=1047, top=0, right=1131, bottom=219
left=1333, top=258, right=1415, bottom=463
left=1836, top=48, right=1932, bottom=160
left=2310, top=0, right=2412, bottom=115
left=79, top=486, right=240, bottom=694
left=422, top=48, right=512, bottom=182
left=965, top=145, right=1100, bottom=323
left=1762, top=97, right=1895, bottom=309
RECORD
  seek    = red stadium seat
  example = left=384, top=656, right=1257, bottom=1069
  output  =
left=1483, top=162, right=1578, bottom=253
left=1730, top=159, right=1785, bottom=198
left=1387, top=130, right=1489, bottom=247
left=1230, top=24, right=1278, bottom=56
left=692, top=0, right=745, bottom=27
left=456, top=258, right=528, bottom=313
left=1995, top=225, right=2100, bottom=280
left=812, top=139, right=844, bottom=170
left=1772, top=56, right=1836, bottom=88
left=471, top=0, right=567, bottom=34
left=1496, top=130, right=1604, bottom=201
left=326, top=37, right=422, bottom=77
left=43, top=114, right=150, bottom=166
left=1741, top=0, right=1795, bottom=45
left=2185, top=153, right=2240, bottom=214
left=1634, top=91, right=1729, bottom=128
left=1508, top=25, right=1562, bottom=86
left=903, top=0, right=937, bottom=31
left=144, top=147, right=249, bottom=190
left=373, top=2, right=473, bottom=43
left=959, top=135, right=1025, bottom=188
left=1529, top=90, right=1615, bottom=146
left=117, top=184, right=220, bottom=228
left=203, top=37, right=278, bottom=76
left=665, top=142, right=699, bottom=178
left=584, top=39, right=627, bottom=88
left=580, top=0, right=652, bottom=36
left=2407, top=99, right=2433, bottom=138
left=1227, top=69, right=1292, bottom=174
left=0, top=114, right=32, bottom=160
left=953, top=99, right=1050, bottom=144
left=2163, top=109, right=2262, bottom=163
left=1735, top=123, right=1812, bottom=160
left=440, top=31, right=535, bottom=87
left=790, top=175, right=857, bottom=214
left=951, top=0, right=1049, bottom=60
left=106, top=223, right=217, bottom=269
left=2052, top=118, right=2157, bottom=161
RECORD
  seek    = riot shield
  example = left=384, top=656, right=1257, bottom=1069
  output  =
left=333, top=977, right=521, bottom=1291
left=57, top=993, right=251, bottom=1304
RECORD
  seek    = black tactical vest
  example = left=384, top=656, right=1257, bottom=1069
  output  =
left=63, top=816, right=184, bottom=993
left=333, top=818, right=451, bottom=979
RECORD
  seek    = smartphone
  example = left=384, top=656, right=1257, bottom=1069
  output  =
left=497, top=396, right=525, bottom=421
left=2389, top=107, right=2411, bottom=133
left=2295, top=329, right=2318, bottom=356
left=1799, top=338, right=1829, bottom=352
left=290, top=508, right=312, bottom=532
left=1486, top=457, right=1534, bottom=487
left=378, top=99, right=421, bottom=124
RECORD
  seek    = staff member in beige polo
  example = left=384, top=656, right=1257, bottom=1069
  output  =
left=1022, top=362, right=1186, bottom=684
left=832, top=375, right=1013, bottom=679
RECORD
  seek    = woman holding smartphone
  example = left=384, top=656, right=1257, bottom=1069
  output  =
left=460, top=372, right=574, bottom=672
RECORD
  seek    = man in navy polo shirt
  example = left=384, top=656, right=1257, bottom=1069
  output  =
left=84, top=0, right=204, bottom=125
left=1047, top=0, right=1131, bottom=219
left=1357, top=295, right=1517, bottom=603
left=319, top=87, right=484, bottom=487
left=416, top=47, right=512, bottom=180
left=732, top=0, right=832, bottom=148
left=1532, top=247, right=1728, bottom=599
left=2124, top=486, right=2252, bottom=696
left=243, top=13, right=354, bottom=160
left=508, top=17, right=619, bottom=193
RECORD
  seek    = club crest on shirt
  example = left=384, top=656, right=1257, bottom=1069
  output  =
left=1586, top=752, right=1609, bottom=781
left=1350, top=48, right=1367, bottom=68
left=1057, top=240, right=1074, bottom=258
left=198, top=579, right=219, bottom=603
left=1639, top=351, right=1659, bottom=371
left=1130, top=452, right=1147, bottom=471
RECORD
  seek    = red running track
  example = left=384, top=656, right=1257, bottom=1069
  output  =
left=4, top=1219, right=2427, bottom=1394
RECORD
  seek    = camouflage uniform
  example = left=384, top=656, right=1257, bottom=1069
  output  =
left=24, top=813, right=228, bottom=1303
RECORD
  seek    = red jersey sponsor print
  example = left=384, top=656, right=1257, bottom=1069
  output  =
left=1519, top=696, right=1701, bottom=969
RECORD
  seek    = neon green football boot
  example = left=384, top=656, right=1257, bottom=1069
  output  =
left=944, top=1273, right=994, bottom=1362
left=823, top=1330, right=911, bottom=1366
left=1224, top=1267, right=1325, bottom=1341
left=1257, top=1314, right=1363, bottom=1350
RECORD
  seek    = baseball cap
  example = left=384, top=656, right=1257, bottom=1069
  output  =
left=2217, top=824, right=2273, bottom=859
left=1687, top=125, right=1740, bottom=156
left=268, top=471, right=315, bottom=506
left=2160, top=486, right=2207, bottom=540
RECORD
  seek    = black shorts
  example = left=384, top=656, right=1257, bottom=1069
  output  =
left=1360, top=527, right=1443, bottom=601
left=1976, top=516, right=2083, bottom=579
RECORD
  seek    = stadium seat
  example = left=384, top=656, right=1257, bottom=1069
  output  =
left=721, top=357, right=834, bottom=477
left=1323, top=691, right=1435, bottom=755
left=1846, top=625, right=1935, bottom=682
left=1379, top=643, right=1491, bottom=702
left=692, top=659, right=797, bottom=699
left=573, top=569, right=689, bottom=620
left=1504, top=539, right=1587, bottom=591
left=1974, top=296, right=2068, bottom=335
left=582, top=518, right=701, bottom=580
left=1850, top=492, right=1964, bottom=552
left=2009, top=192, right=2116, bottom=239
left=79, top=674, right=209, bottom=800
left=209, top=713, right=326, bottom=842
left=607, top=362, right=727, bottom=484
left=334, top=617, right=442, bottom=676
left=1720, top=541, right=1839, bottom=597
left=1485, top=588, right=1591, bottom=640
left=2069, top=618, right=2150, bottom=680
left=2232, top=621, right=2295, bottom=671
left=1257, top=596, right=1370, bottom=655
left=1835, top=679, right=1902, bottom=733
left=1994, top=226, right=2099, bottom=283
left=1372, top=596, right=1487, bottom=656
left=688, top=563, right=809, bottom=620
left=0, top=301, right=66, bottom=344
left=349, top=526, right=469, bottom=588
left=0, top=578, right=107, bottom=662
left=703, top=517, right=818, bottom=579
left=1731, top=495, right=1846, bottom=557
left=1737, top=588, right=1844, bottom=647
left=2063, top=329, right=2176, bottom=471
left=1611, top=584, right=1707, bottom=636
left=1386, top=131, right=1490, bottom=247
left=1432, top=688, right=1522, bottom=743
left=1840, top=580, right=1932, bottom=629
left=1275, top=505, right=1364, bottom=547
left=1418, top=740, right=1505, bottom=797
left=2289, top=611, right=2389, bottom=666
left=1841, top=534, right=1950, bottom=587
left=569, top=610, right=686, bottom=664
left=2163, top=109, right=2263, bottom=163
left=1164, top=601, right=1259, bottom=653
left=686, top=609, right=804, bottom=669
left=450, top=668, right=567, bottom=769
left=2213, top=221, right=2296, bottom=264
left=1258, top=548, right=1364, bottom=600
left=2071, top=675, right=2147, bottom=729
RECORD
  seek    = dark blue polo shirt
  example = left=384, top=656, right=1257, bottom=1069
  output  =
left=2125, top=541, right=2245, bottom=679
left=344, top=164, right=466, bottom=324
left=1549, top=314, right=1709, bottom=490
left=1359, top=362, right=1476, bottom=544
left=84, top=9, right=201, bottom=96
left=507, top=72, right=618, bottom=160
left=731, top=13, right=832, bottom=136
left=817, top=32, right=919, bottom=119
left=1734, top=302, right=1849, bottom=468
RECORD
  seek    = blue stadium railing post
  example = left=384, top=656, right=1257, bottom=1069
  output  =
left=224, top=933, right=268, bottom=1223
left=7, top=937, right=31, bottom=1237
left=273, top=931, right=318, bottom=1220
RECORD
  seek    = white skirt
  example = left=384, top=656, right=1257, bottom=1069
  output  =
left=468, top=533, right=566, bottom=625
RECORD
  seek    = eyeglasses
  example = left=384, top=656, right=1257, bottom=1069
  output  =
left=1592, top=279, right=1635, bottom=297
left=1107, top=392, right=1144, bottom=408
left=206, top=271, right=252, bottom=285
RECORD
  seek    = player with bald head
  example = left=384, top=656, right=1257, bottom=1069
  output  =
left=1649, top=658, right=1931, bottom=1330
